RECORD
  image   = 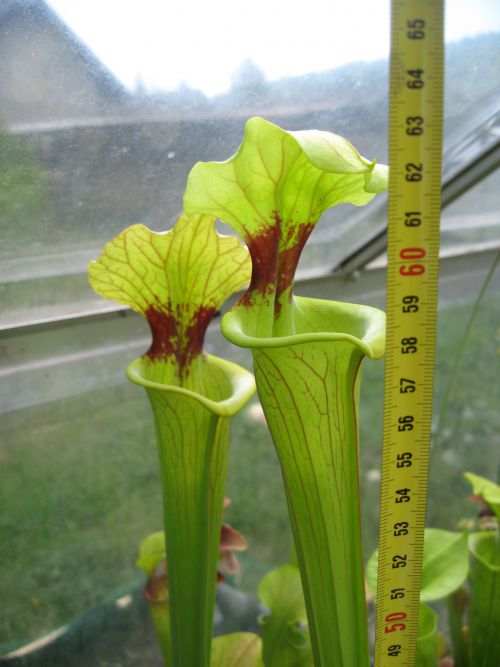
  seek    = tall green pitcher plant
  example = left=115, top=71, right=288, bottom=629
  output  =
left=89, top=214, right=255, bottom=667
left=185, top=117, right=388, bottom=667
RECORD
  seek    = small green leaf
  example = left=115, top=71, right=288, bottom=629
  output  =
left=258, top=564, right=313, bottom=667
left=367, top=528, right=469, bottom=602
left=464, top=472, right=500, bottom=522
left=259, top=564, right=307, bottom=622
left=89, top=213, right=251, bottom=385
left=416, top=603, right=438, bottom=667
left=185, top=117, right=387, bottom=336
left=469, top=531, right=500, bottom=570
left=420, top=529, right=469, bottom=601
left=211, top=633, right=264, bottom=667
left=365, top=548, right=379, bottom=597
left=136, top=531, right=166, bottom=576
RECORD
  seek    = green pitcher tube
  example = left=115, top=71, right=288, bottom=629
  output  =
left=127, top=354, right=255, bottom=667
left=469, top=532, right=500, bottom=667
left=223, top=295, right=385, bottom=667
left=88, top=213, right=255, bottom=667
left=182, top=116, right=389, bottom=665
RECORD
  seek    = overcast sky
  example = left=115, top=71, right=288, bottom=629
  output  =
left=46, top=0, right=500, bottom=96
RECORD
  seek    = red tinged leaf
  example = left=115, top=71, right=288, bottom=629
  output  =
left=89, top=214, right=251, bottom=387
left=220, top=522, right=248, bottom=551
left=242, top=220, right=280, bottom=303
left=275, top=221, right=315, bottom=311
left=145, top=304, right=216, bottom=373
left=185, top=117, right=388, bottom=337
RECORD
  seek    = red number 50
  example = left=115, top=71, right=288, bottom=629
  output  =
left=384, top=611, right=407, bottom=633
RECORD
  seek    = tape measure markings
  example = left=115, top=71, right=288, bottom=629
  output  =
left=374, top=1, right=444, bottom=666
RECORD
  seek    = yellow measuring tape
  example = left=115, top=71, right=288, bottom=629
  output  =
left=374, top=1, right=444, bottom=666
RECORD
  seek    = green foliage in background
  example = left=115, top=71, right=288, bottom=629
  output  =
left=0, top=126, right=46, bottom=233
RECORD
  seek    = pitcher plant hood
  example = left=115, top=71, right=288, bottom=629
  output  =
left=184, top=116, right=388, bottom=337
left=88, top=212, right=251, bottom=392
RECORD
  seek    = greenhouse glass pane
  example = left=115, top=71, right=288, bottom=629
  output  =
left=1, top=0, right=500, bottom=326
left=369, top=166, right=500, bottom=269
left=440, top=167, right=500, bottom=250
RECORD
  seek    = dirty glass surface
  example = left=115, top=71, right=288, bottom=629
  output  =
left=1, top=0, right=500, bottom=663
left=1, top=0, right=500, bottom=326
left=371, top=166, right=500, bottom=266
left=440, top=167, right=500, bottom=250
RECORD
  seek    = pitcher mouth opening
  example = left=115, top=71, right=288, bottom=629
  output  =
left=126, top=354, right=255, bottom=418
left=222, top=295, right=386, bottom=360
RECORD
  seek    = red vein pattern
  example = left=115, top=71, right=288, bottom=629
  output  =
left=253, top=340, right=370, bottom=667
left=147, top=387, right=230, bottom=667
left=89, top=214, right=251, bottom=387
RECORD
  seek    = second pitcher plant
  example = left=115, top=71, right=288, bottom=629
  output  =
left=185, top=117, right=388, bottom=667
